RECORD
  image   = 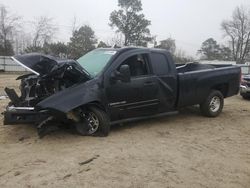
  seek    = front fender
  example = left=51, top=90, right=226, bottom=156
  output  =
left=36, top=80, right=102, bottom=113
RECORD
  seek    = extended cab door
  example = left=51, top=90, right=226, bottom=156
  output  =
left=105, top=51, right=160, bottom=120
left=149, top=51, right=177, bottom=112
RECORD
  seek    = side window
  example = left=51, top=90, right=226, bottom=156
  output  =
left=151, top=52, right=169, bottom=75
left=120, top=54, right=150, bottom=77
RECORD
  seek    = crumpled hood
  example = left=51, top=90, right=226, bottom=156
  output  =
left=12, top=53, right=90, bottom=78
left=12, top=53, right=59, bottom=75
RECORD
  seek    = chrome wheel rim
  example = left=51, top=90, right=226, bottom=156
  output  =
left=209, top=96, right=221, bottom=112
left=86, top=112, right=99, bottom=134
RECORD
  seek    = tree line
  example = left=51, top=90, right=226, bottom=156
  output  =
left=1, top=0, right=250, bottom=64
left=198, top=6, right=250, bottom=63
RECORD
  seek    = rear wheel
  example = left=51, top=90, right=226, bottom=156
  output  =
left=200, top=90, right=224, bottom=117
left=75, top=106, right=110, bottom=136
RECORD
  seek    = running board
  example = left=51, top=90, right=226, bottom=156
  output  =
left=110, top=111, right=178, bottom=125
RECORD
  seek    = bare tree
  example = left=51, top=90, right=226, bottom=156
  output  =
left=32, top=16, right=58, bottom=48
left=13, top=31, right=32, bottom=54
left=0, top=4, right=21, bottom=55
left=71, top=15, right=79, bottom=34
left=106, top=33, right=124, bottom=47
left=221, top=6, right=250, bottom=64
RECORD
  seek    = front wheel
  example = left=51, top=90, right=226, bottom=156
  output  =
left=200, top=90, right=224, bottom=117
left=75, top=106, right=110, bottom=136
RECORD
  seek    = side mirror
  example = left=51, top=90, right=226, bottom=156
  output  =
left=111, top=64, right=131, bottom=83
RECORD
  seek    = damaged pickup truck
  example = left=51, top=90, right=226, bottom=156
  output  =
left=3, top=47, right=241, bottom=137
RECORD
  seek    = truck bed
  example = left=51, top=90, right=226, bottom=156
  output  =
left=176, top=63, right=241, bottom=108
left=176, top=63, right=233, bottom=73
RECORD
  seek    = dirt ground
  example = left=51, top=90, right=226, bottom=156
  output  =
left=0, top=73, right=250, bottom=188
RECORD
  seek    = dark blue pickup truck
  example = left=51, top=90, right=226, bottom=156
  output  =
left=3, top=47, right=241, bottom=137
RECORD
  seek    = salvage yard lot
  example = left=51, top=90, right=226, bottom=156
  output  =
left=0, top=73, right=250, bottom=188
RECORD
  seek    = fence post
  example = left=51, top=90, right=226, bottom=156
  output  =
left=3, top=56, right=6, bottom=71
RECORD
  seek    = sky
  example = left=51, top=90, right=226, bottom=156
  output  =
left=1, top=0, right=250, bottom=57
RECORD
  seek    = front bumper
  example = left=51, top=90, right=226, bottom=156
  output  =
left=3, top=106, right=68, bottom=138
left=240, top=85, right=250, bottom=94
left=3, top=106, right=47, bottom=125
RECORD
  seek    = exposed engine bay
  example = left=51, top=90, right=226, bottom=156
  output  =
left=5, top=53, right=90, bottom=107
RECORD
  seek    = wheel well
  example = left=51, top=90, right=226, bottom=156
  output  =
left=211, top=84, right=229, bottom=97
left=85, top=101, right=106, bottom=112
left=71, top=101, right=106, bottom=114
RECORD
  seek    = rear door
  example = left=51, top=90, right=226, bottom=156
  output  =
left=149, top=52, right=177, bottom=112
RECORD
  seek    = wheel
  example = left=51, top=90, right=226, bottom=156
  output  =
left=200, top=90, right=224, bottom=117
left=242, top=95, right=249, bottom=100
left=75, top=106, right=110, bottom=136
left=241, top=94, right=250, bottom=100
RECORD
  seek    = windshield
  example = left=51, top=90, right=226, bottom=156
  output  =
left=77, top=49, right=116, bottom=77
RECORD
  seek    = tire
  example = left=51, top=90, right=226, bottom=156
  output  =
left=242, top=95, right=249, bottom=100
left=241, top=94, right=250, bottom=100
left=200, top=90, right=224, bottom=117
left=75, top=106, right=110, bottom=137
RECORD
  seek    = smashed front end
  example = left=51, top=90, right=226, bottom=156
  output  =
left=3, top=53, right=90, bottom=137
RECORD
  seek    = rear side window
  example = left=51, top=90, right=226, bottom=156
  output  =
left=151, top=52, right=169, bottom=75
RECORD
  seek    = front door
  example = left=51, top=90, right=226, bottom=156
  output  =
left=106, top=53, right=160, bottom=120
